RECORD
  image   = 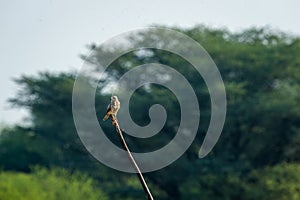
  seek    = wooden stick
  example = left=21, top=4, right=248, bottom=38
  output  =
left=111, top=115, right=154, bottom=200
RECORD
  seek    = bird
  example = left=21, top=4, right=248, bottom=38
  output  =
left=103, top=96, right=120, bottom=121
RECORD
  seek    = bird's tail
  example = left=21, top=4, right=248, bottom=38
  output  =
left=103, top=114, right=110, bottom=121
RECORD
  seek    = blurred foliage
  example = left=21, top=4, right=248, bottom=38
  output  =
left=180, top=163, right=300, bottom=200
left=1, top=25, right=300, bottom=199
left=0, top=167, right=107, bottom=200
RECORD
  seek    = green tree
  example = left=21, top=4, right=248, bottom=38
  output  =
left=1, top=26, right=300, bottom=199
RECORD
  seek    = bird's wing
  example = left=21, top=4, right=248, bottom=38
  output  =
left=105, top=103, right=112, bottom=113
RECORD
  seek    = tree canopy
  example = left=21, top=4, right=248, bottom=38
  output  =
left=1, top=25, right=300, bottom=199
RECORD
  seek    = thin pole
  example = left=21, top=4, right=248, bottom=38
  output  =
left=111, top=116, right=154, bottom=200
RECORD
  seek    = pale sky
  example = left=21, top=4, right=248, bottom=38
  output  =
left=0, top=0, right=299, bottom=125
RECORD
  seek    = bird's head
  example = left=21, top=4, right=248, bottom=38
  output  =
left=111, top=95, right=118, bottom=100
